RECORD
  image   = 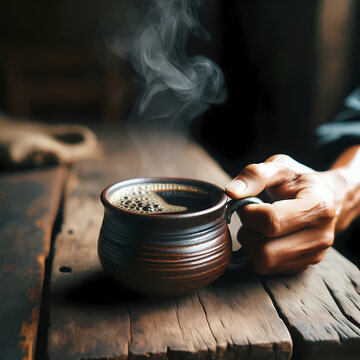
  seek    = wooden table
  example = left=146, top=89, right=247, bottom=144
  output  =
left=1, top=128, right=360, bottom=360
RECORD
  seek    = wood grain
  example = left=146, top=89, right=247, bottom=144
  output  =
left=263, top=247, right=360, bottom=359
left=0, top=167, right=66, bottom=360
left=47, top=130, right=292, bottom=359
left=197, top=270, right=292, bottom=360
left=317, top=248, right=360, bottom=330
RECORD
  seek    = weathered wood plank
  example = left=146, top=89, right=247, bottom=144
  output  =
left=263, top=247, right=360, bottom=359
left=129, top=299, right=196, bottom=360
left=198, top=269, right=292, bottom=360
left=47, top=130, right=292, bottom=359
left=172, top=294, right=218, bottom=359
left=49, top=186, right=130, bottom=360
left=0, top=167, right=66, bottom=360
left=317, top=248, right=360, bottom=328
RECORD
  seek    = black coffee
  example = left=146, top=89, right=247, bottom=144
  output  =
left=109, top=183, right=213, bottom=214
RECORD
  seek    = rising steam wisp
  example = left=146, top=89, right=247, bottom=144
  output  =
left=110, top=0, right=226, bottom=175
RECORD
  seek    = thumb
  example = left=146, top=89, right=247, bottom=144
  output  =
left=225, top=155, right=312, bottom=199
left=225, top=163, right=268, bottom=199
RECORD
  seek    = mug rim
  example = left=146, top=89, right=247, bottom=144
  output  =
left=100, top=177, right=228, bottom=219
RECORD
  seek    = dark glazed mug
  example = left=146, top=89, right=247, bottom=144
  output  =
left=98, top=177, right=262, bottom=297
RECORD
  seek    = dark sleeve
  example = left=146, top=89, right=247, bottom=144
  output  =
left=313, top=87, right=360, bottom=170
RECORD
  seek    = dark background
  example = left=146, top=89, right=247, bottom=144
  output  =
left=0, top=0, right=359, bottom=175
left=193, top=0, right=360, bottom=175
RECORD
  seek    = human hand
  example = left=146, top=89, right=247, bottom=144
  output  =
left=225, top=155, right=336, bottom=274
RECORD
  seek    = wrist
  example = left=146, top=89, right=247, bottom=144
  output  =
left=320, top=168, right=360, bottom=232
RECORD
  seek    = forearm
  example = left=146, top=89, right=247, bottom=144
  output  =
left=321, top=145, right=360, bottom=232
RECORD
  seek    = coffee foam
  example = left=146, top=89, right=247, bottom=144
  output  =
left=109, top=182, right=208, bottom=214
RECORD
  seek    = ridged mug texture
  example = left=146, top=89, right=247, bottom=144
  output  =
left=98, top=178, right=231, bottom=297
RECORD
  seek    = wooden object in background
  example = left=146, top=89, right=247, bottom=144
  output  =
left=0, top=114, right=102, bottom=169
left=0, top=167, right=66, bottom=360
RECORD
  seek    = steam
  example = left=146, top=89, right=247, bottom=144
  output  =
left=109, top=0, right=226, bottom=174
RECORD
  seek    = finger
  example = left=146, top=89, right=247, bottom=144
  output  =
left=225, top=155, right=312, bottom=199
left=239, top=174, right=335, bottom=237
left=237, top=225, right=333, bottom=274
left=264, top=249, right=326, bottom=274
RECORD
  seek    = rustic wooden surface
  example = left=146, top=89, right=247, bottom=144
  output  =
left=9, top=128, right=357, bottom=360
left=47, top=131, right=293, bottom=360
left=0, top=167, right=66, bottom=360
left=264, top=248, right=360, bottom=359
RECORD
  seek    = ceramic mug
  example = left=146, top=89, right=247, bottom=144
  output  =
left=98, top=177, right=262, bottom=297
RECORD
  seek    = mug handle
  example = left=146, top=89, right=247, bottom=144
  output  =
left=225, top=196, right=264, bottom=224
left=224, top=196, right=264, bottom=265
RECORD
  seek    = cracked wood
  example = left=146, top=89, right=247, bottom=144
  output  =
left=263, top=247, right=360, bottom=359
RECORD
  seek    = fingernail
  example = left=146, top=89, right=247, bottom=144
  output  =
left=225, top=179, right=247, bottom=196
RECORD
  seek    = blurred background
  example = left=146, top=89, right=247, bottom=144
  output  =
left=0, top=0, right=359, bottom=175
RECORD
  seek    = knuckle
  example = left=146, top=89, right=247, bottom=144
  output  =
left=253, top=243, right=277, bottom=274
left=243, top=163, right=265, bottom=180
left=299, top=173, right=318, bottom=184
left=319, top=230, right=334, bottom=248
left=317, top=201, right=336, bottom=221
left=266, top=154, right=298, bottom=170
left=261, top=206, right=283, bottom=238
left=266, top=154, right=292, bottom=164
